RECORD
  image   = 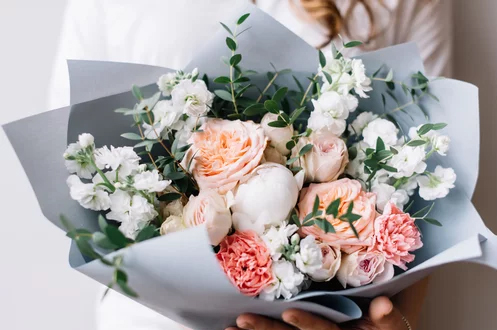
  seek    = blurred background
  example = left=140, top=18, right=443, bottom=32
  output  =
left=0, top=1, right=496, bottom=329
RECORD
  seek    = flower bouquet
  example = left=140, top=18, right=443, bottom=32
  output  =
left=4, top=5, right=497, bottom=330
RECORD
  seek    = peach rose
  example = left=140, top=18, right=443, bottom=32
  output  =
left=183, top=119, right=267, bottom=194
left=183, top=189, right=232, bottom=246
left=292, top=129, right=348, bottom=183
left=216, top=231, right=273, bottom=296
left=299, top=178, right=376, bottom=253
left=309, top=243, right=342, bottom=282
left=372, top=202, right=423, bottom=270
left=337, top=249, right=394, bottom=288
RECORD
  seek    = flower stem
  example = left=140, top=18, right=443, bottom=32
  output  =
left=299, top=73, right=320, bottom=106
left=256, top=72, right=279, bottom=103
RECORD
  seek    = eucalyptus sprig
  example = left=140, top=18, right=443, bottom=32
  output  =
left=363, top=137, right=398, bottom=188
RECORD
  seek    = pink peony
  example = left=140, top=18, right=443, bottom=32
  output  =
left=337, top=249, right=394, bottom=288
left=372, top=202, right=423, bottom=270
left=299, top=178, right=376, bottom=253
left=216, top=231, right=273, bottom=296
left=182, top=119, right=267, bottom=194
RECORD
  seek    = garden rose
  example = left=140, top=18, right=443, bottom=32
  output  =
left=183, top=189, right=232, bottom=245
left=261, top=112, right=294, bottom=155
left=216, top=231, right=273, bottom=296
left=232, top=163, right=300, bottom=235
left=183, top=119, right=267, bottom=194
left=308, top=243, right=341, bottom=282
left=292, top=129, right=348, bottom=183
left=299, top=179, right=376, bottom=253
left=372, top=202, right=423, bottom=270
left=336, top=249, right=394, bottom=288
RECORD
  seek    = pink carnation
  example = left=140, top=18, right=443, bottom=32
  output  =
left=372, top=202, right=423, bottom=270
left=216, top=231, right=273, bottom=296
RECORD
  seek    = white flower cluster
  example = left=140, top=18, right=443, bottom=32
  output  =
left=64, top=133, right=171, bottom=239
left=346, top=116, right=456, bottom=211
left=259, top=223, right=327, bottom=301
left=150, top=69, right=213, bottom=146
left=308, top=56, right=372, bottom=135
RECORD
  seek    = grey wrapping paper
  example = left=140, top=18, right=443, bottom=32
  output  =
left=3, top=4, right=497, bottom=329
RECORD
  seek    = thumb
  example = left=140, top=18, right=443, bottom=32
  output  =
left=369, top=296, right=409, bottom=330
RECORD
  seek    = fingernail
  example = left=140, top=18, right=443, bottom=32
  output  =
left=237, top=322, right=253, bottom=329
left=283, top=315, right=299, bottom=326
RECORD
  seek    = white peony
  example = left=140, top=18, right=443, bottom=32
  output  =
left=94, top=146, right=141, bottom=178
left=362, top=118, right=399, bottom=148
left=295, top=235, right=323, bottom=275
left=171, top=79, right=213, bottom=117
left=259, top=260, right=305, bottom=301
left=78, top=133, right=94, bottom=148
left=66, top=175, right=111, bottom=211
left=231, top=163, right=300, bottom=235
left=262, top=223, right=299, bottom=260
left=106, top=190, right=158, bottom=238
left=388, top=146, right=427, bottom=179
left=348, top=112, right=378, bottom=136
left=417, top=166, right=456, bottom=200
left=143, top=100, right=183, bottom=139
left=63, top=142, right=96, bottom=179
left=133, top=170, right=171, bottom=193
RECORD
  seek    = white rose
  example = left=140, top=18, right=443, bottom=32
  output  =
left=337, top=250, right=394, bottom=288
left=295, top=235, right=323, bottom=275
left=309, top=243, right=341, bottom=282
left=78, top=133, right=94, bottom=148
left=388, top=146, right=427, bottom=179
left=260, top=260, right=305, bottom=301
left=417, top=166, right=456, bottom=200
left=262, top=222, right=299, bottom=260
left=261, top=113, right=294, bottom=155
left=171, top=79, right=213, bottom=117
left=432, top=135, right=450, bottom=156
left=292, top=129, right=348, bottom=183
left=348, top=112, right=378, bottom=136
left=362, top=118, right=399, bottom=148
left=231, top=163, right=300, bottom=235
left=183, top=189, right=232, bottom=245
left=160, top=215, right=185, bottom=235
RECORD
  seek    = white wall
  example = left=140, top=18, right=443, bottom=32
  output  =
left=1, top=1, right=496, bottom=330
left=0, top=2, right=100, bottom=329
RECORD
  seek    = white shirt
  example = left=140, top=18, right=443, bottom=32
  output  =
left=48, top=1, right=452, bottom=329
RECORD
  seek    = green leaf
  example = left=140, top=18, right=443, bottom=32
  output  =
left=243, top=103, right=267, bottom=116
left=116, top=278, right=138, bottom=298
left=237, top=13, right=250, bottom=25
left=375, top=137, right=385, bottom=151
left=230, top=54, right=242, bottom=66
left=226, top=37, right=237, bottom=51
left=417, top=123, right=434, bottom=136
left=220, top=22, right=233, bottom=35
left=322, top=71, right=333, bottom=84
left=293, top=75, right=305, bottom=93
left=385, top=69, right=394, bottom=82
left=93, top=232, right=118, bottom=250
left=60, top=215, right=75, bottom=232
left=121, top=132, right=142, bottom=140
left=135, top=226, right=158, bottom=242
left=289, top=107, right=306, bottom=124
left=412, top=202, right=435, bottom=218
left=165, top=171, right=187, bottom=180
left=376, top=150, right=393, bottom=160
left=432, top=123, right=447, bottom=130
left=105, top=225, right=129, bottom=248
left=286, top=157, right=300, bottom=165
left=299, top=143, right=313, bottom=157
left=233, top=77, right=250, bottom=84
left=318, top=50, right=326, bottom=68
left=314, top=219, right=336, bottom=233
left=423, top=218, right=443, bottom=227
left=379, top=164, right=398, bottom=172
left=372, top=65, right=384, bottom=78
left=272, top=87, right=288, bottom=103
left=268, top=120, right=288, bottom=128
left=286, top=140, right=296, bottom=150
left=214, top=76, right=231, bottom=84
left=75, top=237, right=101, bottom=260
left=264, top=99, right=279, bottom=114
left=312, top=195, right=320, bottom=216
left=406, top=139, right=427, bottom=147
left=98, top=215, right=108, bottom=233
left=291, top=213, right=301, bottom=228
left=131, top=85, right=143, bottom=100
left=214, top=89, right=233, bottom=102
left=344, top=40, right=363, bottom=48
left=325, top=198, right=341, bottom=217
left=158, top=193, right=182, bottom=202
